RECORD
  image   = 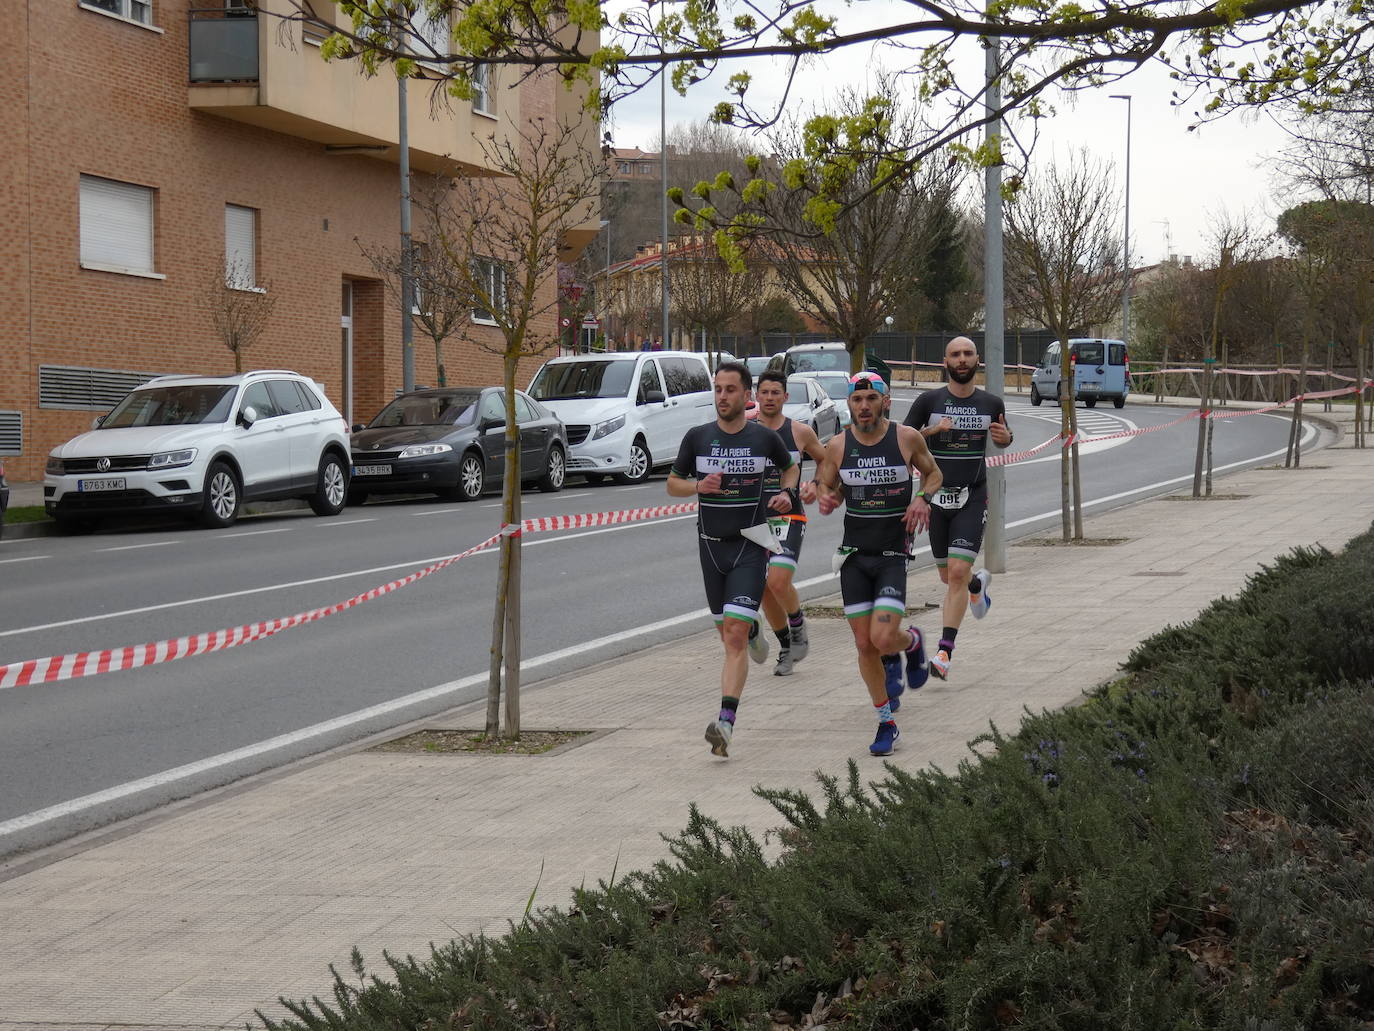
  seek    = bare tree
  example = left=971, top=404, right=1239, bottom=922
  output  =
left=757, top=91, right=962, bottom=373
left=669, top=235, right=765, bottom=354
left=201, top=259, right=277, bottom=374
left=359, top=188, right=478, bottom=387
left=1004, top=150, right=1124, bottom=540
left=424, top=112, right=603, bottom=740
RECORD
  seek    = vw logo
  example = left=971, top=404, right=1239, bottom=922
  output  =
left=96, top=457, right=111, bottom=472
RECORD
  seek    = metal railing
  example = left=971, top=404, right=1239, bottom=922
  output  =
left=188, top=7, right=258, bottom=84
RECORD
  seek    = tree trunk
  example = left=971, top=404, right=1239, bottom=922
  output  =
left=1191, top=362, right=1210, bottom=498
left=1058, top=345, right=1074, bottom=541
left=1070, top=432, right=1084, bottom=539
left=486, top=353, right=524, bottom=739
left=1290, top=341, right=1310, bottom=469
left=504, top=484, right=522, bottom=739
left=1355, top=324, right=1365, bottom=449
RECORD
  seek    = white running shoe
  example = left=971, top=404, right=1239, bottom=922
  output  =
left=969, top=569, right=992, bottom=620
left=705, top=719, right=734, bottom=757
left=789, top=621, right=810, bottom=662
left=748, top=627, right=769, bottom=664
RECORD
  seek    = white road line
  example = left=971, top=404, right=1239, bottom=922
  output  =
left=97, top=541, right=182, bottom=553
left=0, top=511, right=692, bottom=640
left=412, top=507, right=464, bottom=517
left=216, top=527, right=294, bottom=538
left=315, top=518, right=377, bottom=527
left=0, top=555, right=49, bottom=566
left=0, top=431, right=1318, bottom=841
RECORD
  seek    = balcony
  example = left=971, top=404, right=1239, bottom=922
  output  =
left=189, top=8, right=258, bottom=83
left=186, top=4, right=514, bottom=176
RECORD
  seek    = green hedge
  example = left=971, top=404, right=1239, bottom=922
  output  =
left=263, top=524, right=1374, bottom=1031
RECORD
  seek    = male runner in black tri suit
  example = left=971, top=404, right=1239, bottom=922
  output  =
left=753, top=369, right=829, bottom=677
left=809, top=372, right=942, bottom=756
left=668, top=361, right=799, bottom=758
left=901, top=335, right=1012, bottom=680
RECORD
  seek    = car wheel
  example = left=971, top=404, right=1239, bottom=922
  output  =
left=347, top=488, right=370, bottom=506
left=538, top=446, right=566, bottom=493
left=309, top=453, right=348, bottom=516
left=614, top=438, right=652, bottom=484
left=1113, top=394, right=1126, bottom=409
left=200, top=461, right=241, bottom=529
left=456, top=451, right=485, bottom=501
left=1085, top=398, right=1098, bottom=408
left=1029, top=383, right=1042, bottom=407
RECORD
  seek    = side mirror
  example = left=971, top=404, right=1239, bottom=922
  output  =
left=91, top=415, right=106, bottom=430
left=239, top=405, right=258, bottom=428
left=480, top=416, right=503, bottom=432
left=351, top=423, right=366, bottom=434
left=644, top=389, right=667, bottom=404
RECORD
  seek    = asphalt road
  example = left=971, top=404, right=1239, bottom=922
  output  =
left=0, top=395, right=1321, bottom=857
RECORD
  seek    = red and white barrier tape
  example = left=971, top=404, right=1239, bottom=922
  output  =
left=0, top=502, right=700, bottom=690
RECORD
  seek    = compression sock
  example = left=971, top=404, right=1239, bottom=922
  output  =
left=788, top=610, right=804, bottom=628
left=774, top=626, right=791, bottom=649
left=720, top=696, right=739, bottom=724
left=874, top=700, right=894, bottom=723
left=940, top=627, right=959, bottom=655
left=905, top=628, right=923, bottom=654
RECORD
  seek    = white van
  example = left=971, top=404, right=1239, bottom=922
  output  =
left=528, top=351, right=714, bottom=483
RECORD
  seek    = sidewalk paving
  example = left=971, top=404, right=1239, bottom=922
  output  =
left=1, top=405, right=1371, bottom=1031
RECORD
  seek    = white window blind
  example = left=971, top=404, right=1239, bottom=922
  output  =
left=80, top=175, right=154, bottom=274
left=225, top=204, right=257, bottom=287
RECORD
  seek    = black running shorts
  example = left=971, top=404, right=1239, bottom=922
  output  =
left=698, top=536, right=769, bottom=624
left=929, top=483, right=989, bottom=566
left=839, top=552, right=908, bottom=620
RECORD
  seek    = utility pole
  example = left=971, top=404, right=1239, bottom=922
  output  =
left=398, top=62, right=415, bottom=391
left=1109, top=94, right=1133, bottom=348
left=982, top=34, right=1007, bottom=574
left=659, top=64, right=670, bottom=346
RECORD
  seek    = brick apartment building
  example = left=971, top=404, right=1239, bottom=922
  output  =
left=0, top=0, right=598, bottom=482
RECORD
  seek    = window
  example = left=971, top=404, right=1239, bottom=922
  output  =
left=80, top=175, right=155, bottom=276
left=267, top=380, right=310, bottom=416
left=410, top=6, right=448, bottom=57
left=80, top=0, right=152, bottom=25
left=617, top=161, right=631, bottom=174
left=472, top=64, right=494, bottom=116
left=636, top=360, right=664, bottom=403
left=240, top=382, right=280, bottom=420
left=224, top=204, right=257, bottom=289
left=471, top=257, right=506, bottom=324
left=479, top=392, right=505, bottom=423
left=514, top=394, right=538, bottom=424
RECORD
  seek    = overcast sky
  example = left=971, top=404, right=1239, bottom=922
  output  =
left=606, top=38, right=1297, bottom=269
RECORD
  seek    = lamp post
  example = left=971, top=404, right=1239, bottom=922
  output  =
left=1109, top=94, right=1132, bottom=347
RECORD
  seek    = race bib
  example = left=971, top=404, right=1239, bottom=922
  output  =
left=768, top=516, right=790, bottom=541
left=930, top=486, right=970, bottom=511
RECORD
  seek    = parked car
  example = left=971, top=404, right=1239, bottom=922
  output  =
left=781, top=341, right=892, bottom=385
left=528, top=350, right=713, bottom=483
left=783, top=375, right=842, bottom=442
left=1030, top=338, right=1130, bottom=408
left=44, top=370, right=351, bottom=531
left=349, top=387, right=566, bottom=503
left=0, top=459, right=8, bottom=539
left=744, top=354, right=773, bottom=379
left=795, top=370, right=854, bottom=428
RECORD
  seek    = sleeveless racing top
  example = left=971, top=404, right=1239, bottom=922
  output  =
left=838, top=422, right=912, bottom=553
left=672, top=420, right=794, bottom=539
left=761, top=417, right=806, bottom=520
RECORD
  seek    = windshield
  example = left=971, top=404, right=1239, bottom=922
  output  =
left=370, top=391, right=481, bottom=428
left=811, top=373, right=849, bottom=400
left=530, top=361, right=634, bottom=401
left=785, top=378, right=813, bottom=404
left=102, top=384, right=236, bottom=428
left=789, top=349, right=847, bottom=373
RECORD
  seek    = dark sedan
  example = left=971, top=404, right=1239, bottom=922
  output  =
left=348, top=387, right=567, bottom=503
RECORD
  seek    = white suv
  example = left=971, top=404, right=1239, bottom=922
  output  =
left=45, top=370, right=351, bottom=530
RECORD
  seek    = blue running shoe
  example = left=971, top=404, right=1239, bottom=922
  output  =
left=905, top=626, right=929, bottom=691
left=881, top=653, right=904, bottom=711
left=870, top=721, right=900, bottom=756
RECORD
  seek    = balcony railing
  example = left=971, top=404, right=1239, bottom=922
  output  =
left=188, top=8, right=258, bottom=83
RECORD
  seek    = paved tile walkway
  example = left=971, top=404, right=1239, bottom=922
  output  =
left=1, top=405, right=1371, bottom=1031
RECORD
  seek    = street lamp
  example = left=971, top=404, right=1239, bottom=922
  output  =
left=1109, top=93, right=1132, bottom=348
